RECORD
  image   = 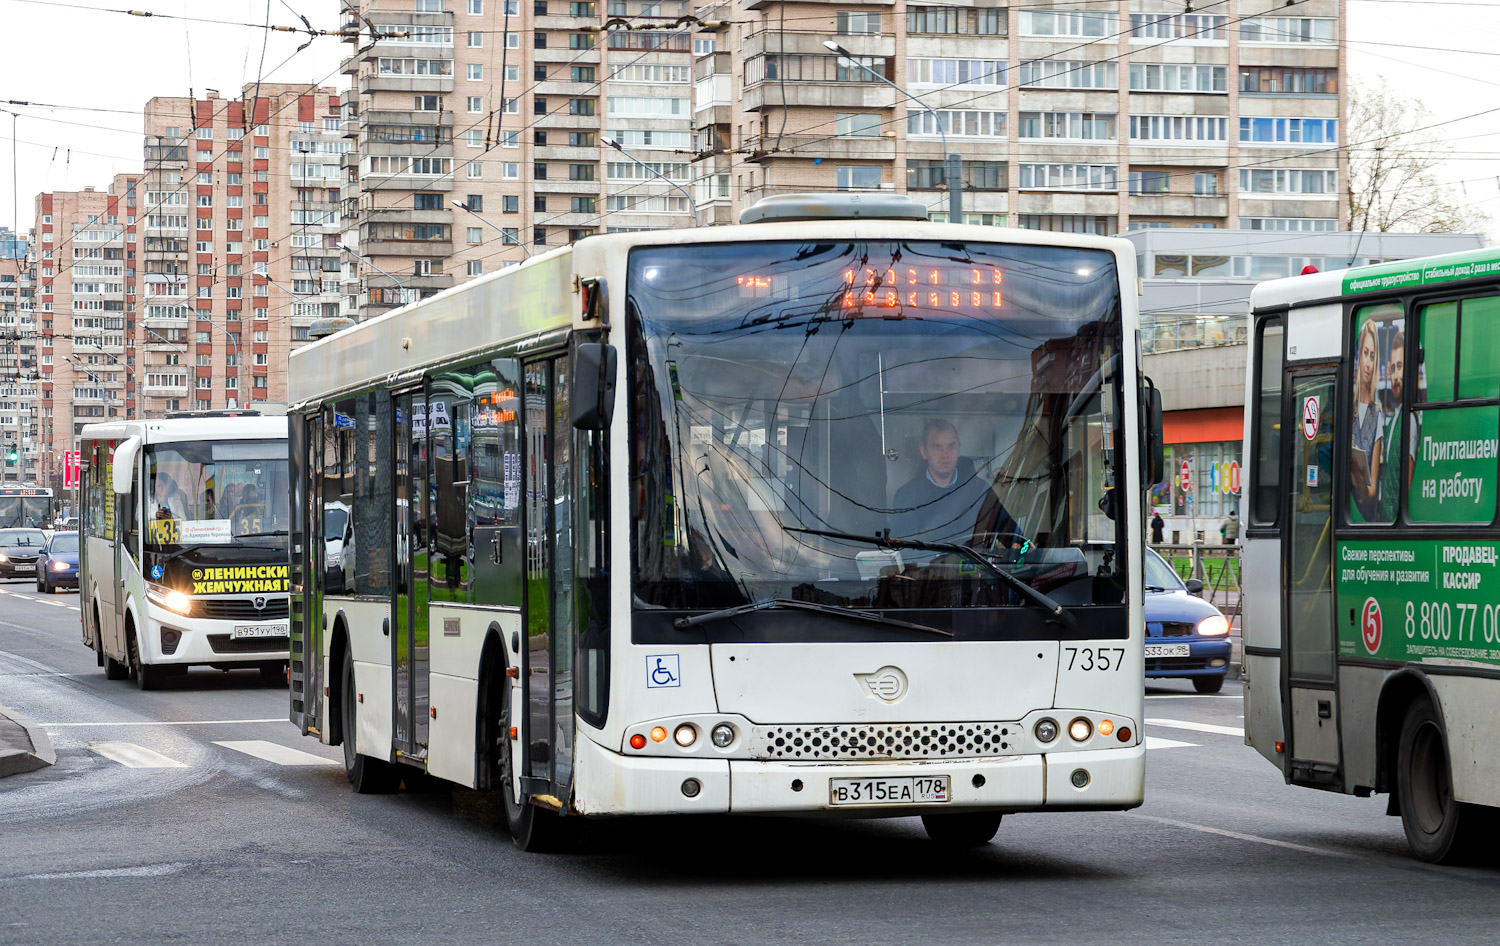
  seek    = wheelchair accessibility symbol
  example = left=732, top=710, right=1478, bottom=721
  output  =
left=646, top=654, right=681, bottom=689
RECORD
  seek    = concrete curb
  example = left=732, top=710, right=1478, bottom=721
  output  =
left=0, top=705, right=56, bottom=778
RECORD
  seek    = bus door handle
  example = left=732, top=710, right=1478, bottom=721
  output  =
left=491, top=534, right=502, bottom=564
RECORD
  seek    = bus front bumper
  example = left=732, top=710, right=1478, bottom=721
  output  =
left=144, top=601, right=288, bottom=667
left=573, top=735, right=1145, bottom=817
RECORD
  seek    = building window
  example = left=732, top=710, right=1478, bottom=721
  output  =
left=1238, top=168, right=1337, bottom=195
left=468, top=0, right=482, bottom=12
left=1193, top=172, right=1218, bottom=196
left=836, top=12, right=882, bottom=34
left=1127, top=171, right=1171, bottom=196
left=467, top=96, right=483, bottom=113
left=572, top=196, right=595, bottom=213
left=908, top=109, right=1008, bottom=138
left=466, top=260, right=483, bottom=276
left=836, top=166, right=881, bottom=190
left=1129, top=114, right=1228, bottom=143
left=503, top=195, right=519, bottom=213
left=1020, top=163, right=1119, bottom=191
left=835, top=113, right=882, bottom=137
left=502, top=163, right=519, bottom=179
left=1239, top=16, right=1336, bottom=44
left=1018, top=10, right=1111, bottom=37
left=469, top=162, right=484, bottom=178
left=464, top=194, right=483, bottom=212
left=468, top=63, right=483, bottom=80
left=1239, top=66, right=1337, bottom=95
left=467, top=227, right=483, bottom=244
left=1018, top=60, right=1117, bottom=90
left=534, top=227, right=547, bottom=245
left=1129, top=13, right=1228, bottom=40
left=1239, top=117, right=1338, bottom=145
left=466, top=129, right=483, bottom=147
left=468, top=31, right=483, bottom=47
left=1128, top=63, right=1227, bottom=93
left=1018, top=111, right=1115, bottom=141
left=909, top=6, right=1007, bottom=36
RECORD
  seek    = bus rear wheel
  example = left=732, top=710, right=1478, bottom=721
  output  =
left=921, top=811, right=1002, bottom=847
left=1397, top=698, right=1489, bottom=863
left=340, top=648, right=399, bottom=794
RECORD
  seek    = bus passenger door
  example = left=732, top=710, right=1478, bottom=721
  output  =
left=521, top=357, right=575, bottom=802
left=392, top=389, right=429, bottom=760
left=1282, top=368, right=1342, bottom=787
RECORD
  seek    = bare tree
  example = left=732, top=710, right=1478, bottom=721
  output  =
left=1346, top=78, right=1488, bottom=234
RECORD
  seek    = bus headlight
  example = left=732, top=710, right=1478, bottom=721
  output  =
left=1068, top=717, right=1093, bottom=742
left=163, top=590, right=192, bottom=615
left=710, top=723, right=735, bottom=747
left=1197, top=615, right=1230, bottom=636
left=673, top=724, right=697, bottom=747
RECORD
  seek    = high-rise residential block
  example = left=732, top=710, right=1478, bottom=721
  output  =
left=338, top=0, right=698, bottom=320
left=139, top=84, right=346, bottom=414
left=695, top=0, right=1345, bottom=231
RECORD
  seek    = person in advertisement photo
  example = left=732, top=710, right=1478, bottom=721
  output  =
left=1349, top=317, right=1384, bottom=522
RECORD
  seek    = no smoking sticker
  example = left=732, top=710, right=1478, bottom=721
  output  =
left=1302, top=396, right=1320, bottom=440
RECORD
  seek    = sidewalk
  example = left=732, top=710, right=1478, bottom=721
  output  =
left=0, top=704, right=55, bottom=778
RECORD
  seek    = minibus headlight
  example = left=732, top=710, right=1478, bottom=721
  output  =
left=163, top=589, right=192, bottom=615
left=1034, top=718, right=1059, bottom=743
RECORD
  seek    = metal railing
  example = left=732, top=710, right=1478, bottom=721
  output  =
left=1156, top=542, right=1242, bottom=630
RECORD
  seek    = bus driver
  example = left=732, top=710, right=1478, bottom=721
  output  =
left=894, top=419, right=1021, bottom=546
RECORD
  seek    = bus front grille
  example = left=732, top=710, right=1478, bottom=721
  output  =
left=748, top=723, right=1013, bottom=761
left=197, top=598, right=290, bottom=620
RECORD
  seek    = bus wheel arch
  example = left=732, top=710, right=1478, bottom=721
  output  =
left=475, top=625, right=507, bottom=791
left=1376, top=670, right=1441, bottom=803
left=1383, top=674, right=1490, bottom=863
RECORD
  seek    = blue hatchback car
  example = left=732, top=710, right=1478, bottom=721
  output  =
left=35, top=531, right=79, bottom=593
left=1144, top=547, right=1232, bottom=692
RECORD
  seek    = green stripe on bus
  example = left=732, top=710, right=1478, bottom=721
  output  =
left=1343, top=249, right=1500, bottom=295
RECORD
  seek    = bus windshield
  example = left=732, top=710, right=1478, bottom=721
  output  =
left=0, top=496, right=52, bottom=529
left=145, top=439, right=290, bottom=547
left=627, top=239, right=1126, bottom=614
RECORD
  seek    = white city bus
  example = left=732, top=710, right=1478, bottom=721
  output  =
left=287, top=194, right=1161, bottom=849
left=79, top=414, right=291, bottom=689
left=1243, top=247, right=1500, bottom=863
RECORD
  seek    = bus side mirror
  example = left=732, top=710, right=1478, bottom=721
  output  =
left=571, top=342, right=618, bottom=431
left=112, top=436, right=142, bottom=495
left=1143, top=379, right=1164, bottom=488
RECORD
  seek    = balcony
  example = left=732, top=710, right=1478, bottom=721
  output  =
left=535, top=179, right=603, bottom=196
left=360, top=237, right=454, bottom=259
left=536, top=46, right=599, bottom=64
left=1127, top=194, right=1228, bottom=218
left=743, top=83, right=897, bottom=113
left=535, top=145, right=600, bottom=162
left=743, top=30, right=895, bottom=60
left=745, top=134, right=897, bottom=162
left=536, top=80, right=599, bottom=98
left=535, top=113, right=601, bottom=131
left=357, top=71, right=454, bottom=96
left=143, top=383, right=190, bottom=398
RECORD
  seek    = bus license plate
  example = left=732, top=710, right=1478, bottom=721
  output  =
left=829, top=776, right=950, bottom=807
left=1145, top=643, right=1191, bottom=658
left=232, top=623, right=288, bottom=640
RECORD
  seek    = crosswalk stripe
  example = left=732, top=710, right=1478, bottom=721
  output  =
left=214, top=740, right=340, bottom=767
left=1147, top=717, right=1245, bottom=738
left=86, top=741, right=189, bottom=768
left=1145, top=736, right=1198, bottom=750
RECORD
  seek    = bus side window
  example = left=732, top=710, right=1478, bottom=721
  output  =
left=122, top=464, right=139, bottom=562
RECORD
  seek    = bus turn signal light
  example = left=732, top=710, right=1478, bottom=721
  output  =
left=630, top=734, right=647, bottom=750
left=650, top=726, right=668, bottom=743
left=1117, top=727, right=1132, bottom=743
left=1098, top=720, right=1114, bottom=737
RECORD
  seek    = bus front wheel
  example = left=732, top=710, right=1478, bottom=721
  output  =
left=339, top=648, right=399, bottom=794
left=921, top=811, right=1002, bottom=847
left=1397, top=698, right=1489, bottom=863
left=128, top=629, right=165, bottom=691
left=487, top=654, right=565, bottom=852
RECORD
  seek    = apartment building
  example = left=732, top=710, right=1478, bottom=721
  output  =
left=32, top=178, right=140, bottom=490
left=696, top=0, right=1345, bottom=229
left=139, top=84, right=346, bottom=414
left=0, top=245, right=40, bottom=482
left=338, top=0, right=699, bottom=320
left=335, top=0, right=1343, bottom=315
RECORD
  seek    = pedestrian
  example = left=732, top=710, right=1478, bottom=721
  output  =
left=1150, top=511, right=1165, bottom=545
left=1222, top=509, right=1239, bottom=545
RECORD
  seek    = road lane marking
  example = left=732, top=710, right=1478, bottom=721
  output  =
left=1128, top=814, right=1353, bottom=858
left=214, top=740, right=339, bottom=766
left=1145, top=736, right=1197, bottom=750
left=43, top=718, right=287, bottom=727
left=1147, top=717, right=1245, bottom=738
left=86, top=741, right=189, bottom=768
left=20, top=863, right=188, bottom=881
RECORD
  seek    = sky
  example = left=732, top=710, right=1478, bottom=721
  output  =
left=2, top=0, right=1499, bottom=238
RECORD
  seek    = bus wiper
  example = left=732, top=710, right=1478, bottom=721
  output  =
left=673, top=597, right=951, bottom=637
left=787, top=527, right=1078, bottom=630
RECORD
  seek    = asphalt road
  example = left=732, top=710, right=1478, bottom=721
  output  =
left=4, top=586, right=1500, bottom=946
